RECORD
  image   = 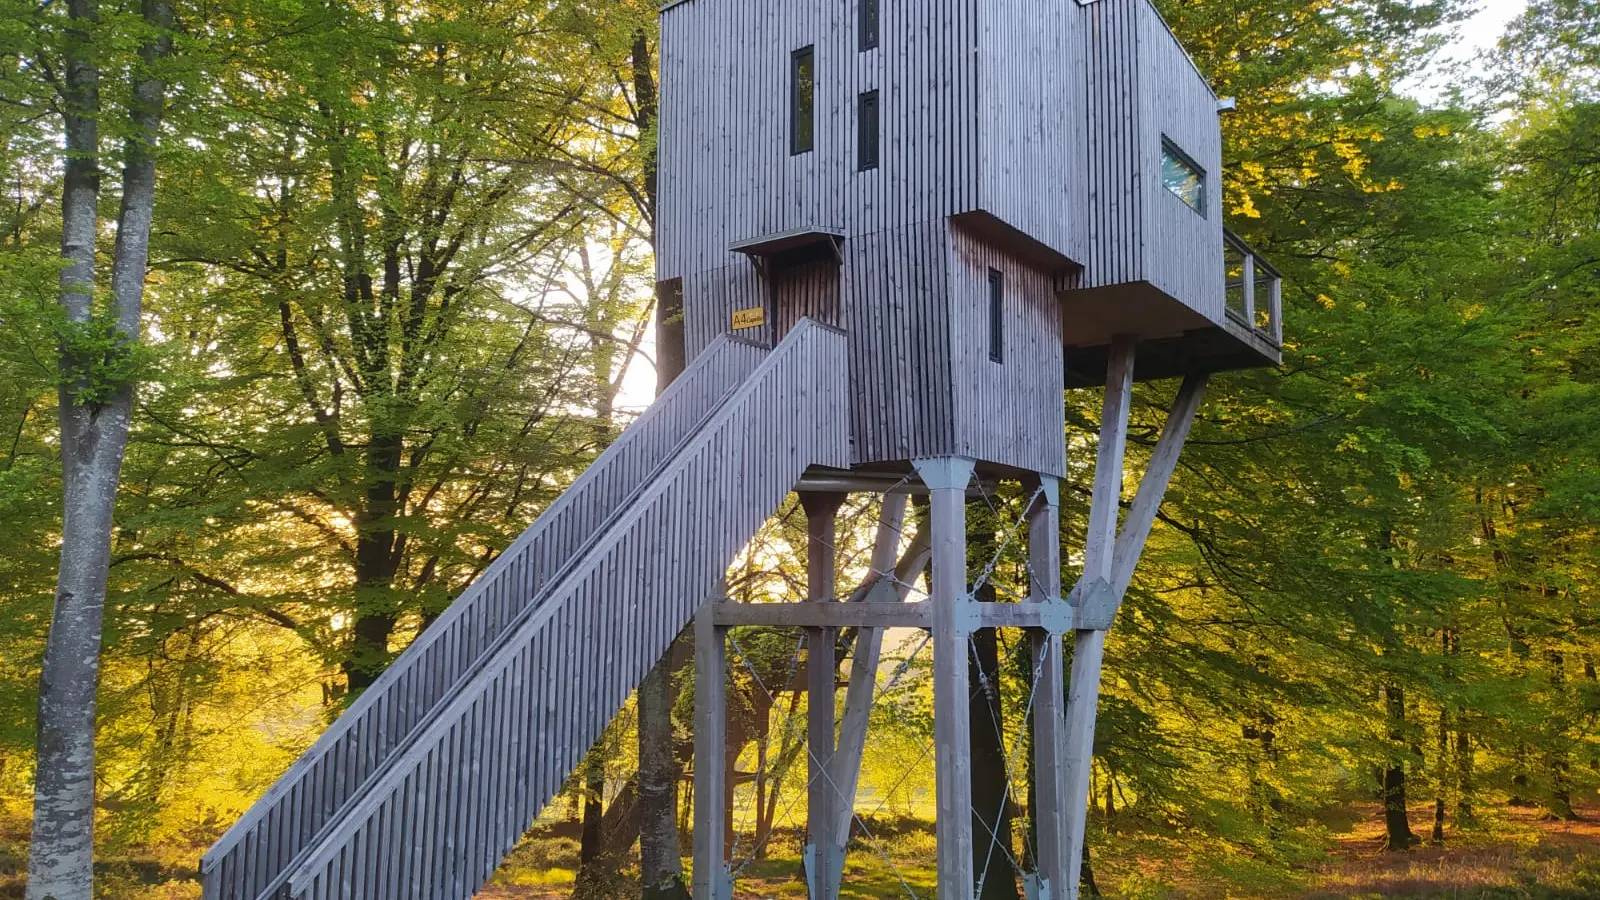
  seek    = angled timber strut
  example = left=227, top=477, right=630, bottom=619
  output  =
left=204, top=0, right=1284, bottom=897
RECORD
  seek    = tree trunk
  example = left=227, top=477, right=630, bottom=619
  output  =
left=1078, top=839, right=1099, bottom=898
left=572, top=744, right=615, bottom=899
left=1454, top=724, right=1474, bottom=827
left=581, top=749, right=606, bottom=864
left=970, top=625, right=1019, bottom=900
left=1542, top=651, right=1577, bottom=820
left=1431, top=708, right=1448, bottom=844
left=345, top=423, right=404, bottom=693
left=28, top=2, right=170, bottom=897
left=638, top=647, right=688, bottom=900
left=1382, top=683, right=1416, bottom=852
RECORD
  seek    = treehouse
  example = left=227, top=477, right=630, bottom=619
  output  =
left=202, top=1, right=1284, bottom=899
left=658, top=0, right=1283, bottom=469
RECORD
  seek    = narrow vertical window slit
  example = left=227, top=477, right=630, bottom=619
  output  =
left=791, top=47, right=815, bottom=155
left=988, top=268, right=1004, bottom=364
left=858, top=90, right=879, bottom=171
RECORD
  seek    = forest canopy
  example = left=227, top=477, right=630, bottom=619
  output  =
left=1, top=0, right=1599, bottom=897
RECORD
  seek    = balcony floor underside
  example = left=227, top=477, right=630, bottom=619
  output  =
left=1060, top=279, right=1280, bottom=386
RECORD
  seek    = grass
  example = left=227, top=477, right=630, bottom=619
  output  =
left=0, top=802, right=1595, bottom=898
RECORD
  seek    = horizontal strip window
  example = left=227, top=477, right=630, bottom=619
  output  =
left=857, top=90, right=879, bottom=171
left=791, top=46, right=815, bottom=155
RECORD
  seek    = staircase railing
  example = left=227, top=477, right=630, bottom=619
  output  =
left=200, top=335, right=769, bottom=900
left=274, top=318, right=848, bottom=900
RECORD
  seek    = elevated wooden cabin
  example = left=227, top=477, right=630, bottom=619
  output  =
left=657, top=0, right=1283, bottom=474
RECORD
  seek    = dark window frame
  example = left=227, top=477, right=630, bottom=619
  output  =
left=857, top=90, right=880, bottom=171
left=860, top=0, right=879, bottom=50
left=791, top=46, right=816, bottom=155
left=988, top=268, right=1004, bottom=364
left=1160, top=136, right=1207, bottom=217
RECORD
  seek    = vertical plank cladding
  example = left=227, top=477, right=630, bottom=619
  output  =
left=1077, top=0, right=1145, bottom=291
left=774, top=259, right=843, bottom=336
left=1074, top=0, right=1227, bottom=328
left=280, top=320, right=851, bottom=900
left=199, top=334, right=767, bottom=900
left=682, top=264, right=765, bottom=359
left=1137, top=3, right=1226, bottom=324
left=976, top=0, right=1076, bottom=261
left=659, top=0, right=847, bottom=283
left=844, top=220, right=955, bottom=467
left=1058, top=0, right=1091, bottom=265
left=946, top=225, right=1067, bottom=476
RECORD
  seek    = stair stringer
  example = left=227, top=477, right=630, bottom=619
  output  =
left=200, top=335, right=769, bottom=900
left=281, top=319, right=849, bottom=900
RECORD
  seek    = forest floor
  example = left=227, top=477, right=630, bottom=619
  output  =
left=0, top=802, right=1596, bottom=898
left=481, top=802, right=1600, bottom=900
left=1293, top=802, right=1600, bottom=900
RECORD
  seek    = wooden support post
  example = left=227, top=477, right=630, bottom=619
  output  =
left=802, top=493, right=844, bottom=900
left=913, top=457, right=976, bottom=900
left=692, top=601, right=728, bottom=900
left=1026, top=475, right=1068, bottom=898
left=1063, top=337, right=1135, bottom=900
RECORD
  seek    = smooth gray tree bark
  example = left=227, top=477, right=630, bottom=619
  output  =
left=27, top=2, right=171, bottom=897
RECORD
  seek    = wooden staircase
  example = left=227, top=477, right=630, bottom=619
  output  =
left=201, top=319, right=850, bottom=900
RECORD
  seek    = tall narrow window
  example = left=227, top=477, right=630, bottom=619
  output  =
left=988, top=268, right=1004, bottom=364
left=857, top=90, right=879, bottom=171
left=861, top=0, right=879, bottom=50
left=791, top=46, right=815, bottom=155
left=1160, top=137, right=1206, bottom=215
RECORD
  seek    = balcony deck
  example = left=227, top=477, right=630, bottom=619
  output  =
left=1062, top=229, right=1283, bottom=386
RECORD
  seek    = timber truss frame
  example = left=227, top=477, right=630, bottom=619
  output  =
left=692, top=337, right=1209, bottom=900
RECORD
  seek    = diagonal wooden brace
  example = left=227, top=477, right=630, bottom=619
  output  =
left=1062, top=343, right=1209, bottom=898
left=1071, top=373, right=1209, bottom=630
left=826, top=495, right=932, bottom=890
left=1061, top=335, right=1136, bottom=897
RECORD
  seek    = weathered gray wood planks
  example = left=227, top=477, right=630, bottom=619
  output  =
left=275, top=320, right=849, bottom=900
left=200, top=335, right=768, bottom=900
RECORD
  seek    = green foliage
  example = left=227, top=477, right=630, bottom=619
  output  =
left=53, top=314, right=152, bottom=407
left=2, top=0, right=1600, bottom=895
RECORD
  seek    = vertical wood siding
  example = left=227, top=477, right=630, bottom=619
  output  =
left=275, top=320, right=849, bottom=900
left=843, top=221, right=955, bottom=466
left=199, top=335, right=769, bottom=900
left=1137, top=6, right=1226, bottom=323
left=1078, top=0, right=1145, bottom=290
left=1075, top=0, right=1227, bottom=326
left=946, top=225, right=1066, bottom=476
left=774, top=259, right=843, bottom=336
left=978, top=0, right=1077, bottom=261
left=662, top=0, right=1141, bottom=473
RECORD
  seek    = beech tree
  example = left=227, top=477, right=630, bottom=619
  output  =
left=10, top=0, right=175, bottom=895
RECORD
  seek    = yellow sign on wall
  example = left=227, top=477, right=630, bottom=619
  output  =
left=730, top=306, right=767, bottom=330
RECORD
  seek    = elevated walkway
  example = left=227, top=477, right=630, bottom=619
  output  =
left=201, top=319, right=850, bottom=900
